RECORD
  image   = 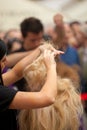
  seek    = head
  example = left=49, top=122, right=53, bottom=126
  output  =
left=53, top=13, right=64, bottom=27
left=63, top=23, right=78, bottom=47
left=0, top=30, right=5, bottom=40
left=18, top=43, right=83, bottom=130
left=79, top=24, right=87, bottom=47
left=69, top=21, right=81, bottom=34
left=73, top=24, right=87, bottom=48
left=0, top=39, right=7, bottom=84
left=4, top=29, right=22, bottom=44
left=20, top=17, right=44, bottom=50
left=7, top=38, right=22, bottom=54
left=48, top=25, right=66, bottom=50
left=80, top=24, right=87, bottom=38
left=64, top=23, right=74, bottom=39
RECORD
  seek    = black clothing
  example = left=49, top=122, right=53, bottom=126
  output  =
left=0, top=39, right=7, bottom=60
left=0, top=84, right=18, bottom=130
left=12, top=46, right=27, bottom=91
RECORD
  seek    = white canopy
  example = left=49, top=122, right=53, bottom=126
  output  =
left=0, top=0, right=57, bottom=30
left=61, top=0, right=87, bottom=22
left=0, top=0, right=87, bottom=31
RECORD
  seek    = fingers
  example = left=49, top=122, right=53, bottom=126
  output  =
left=39, top=44, right=64, bottom=56
left=44, top=50, right=55, bottom=59
left=43, top=50, right=56, bottom=67
left=50, top=50, right=64, bottom=57
left=47, top=46, right=64, bottom=56
left=55, top=50, right=64, bottom=55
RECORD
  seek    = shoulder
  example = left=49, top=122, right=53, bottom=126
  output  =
left=0, top=85, right=17, bottom=98
left=0, top=85, right=18, bottom=111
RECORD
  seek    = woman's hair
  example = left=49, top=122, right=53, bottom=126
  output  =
left=0, top=39, right=7, bottom=60
left=0, top=39, right=7, bottom=85
left=18, top=43, right=83, bottom=130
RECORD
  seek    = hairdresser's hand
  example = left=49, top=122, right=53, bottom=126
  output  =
left=39, top=44, right=64, bottom=56
left=43, top=50, right=56, bottom=70
left=39, top=44, right=54, bottom=52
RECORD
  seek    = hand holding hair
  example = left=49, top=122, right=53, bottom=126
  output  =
left=43, top=50, right=56, bottom=70
left=39, top=43, right=64, bottom=55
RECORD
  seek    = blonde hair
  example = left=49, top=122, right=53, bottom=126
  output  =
left=18, top=44, right=83, bottom=130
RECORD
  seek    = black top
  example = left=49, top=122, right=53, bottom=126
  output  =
left=12, top=46, right=27, bottom=91
left=0, top=84, right=18, bottom=130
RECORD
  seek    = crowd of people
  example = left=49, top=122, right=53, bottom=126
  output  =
left=0, top=13, right=87, bottom=130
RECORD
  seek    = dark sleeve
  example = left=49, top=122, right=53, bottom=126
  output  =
left=0, top=85, right=18, bottom=112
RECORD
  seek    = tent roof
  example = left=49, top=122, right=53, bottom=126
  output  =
left=61, top=0, right=87, bottom=22
left=0, top=0, right=87, bottom=30
left=0, top=0, right=57, bottom=30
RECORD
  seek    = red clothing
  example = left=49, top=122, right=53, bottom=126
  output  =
left=81, top=93, right=87, bottom=100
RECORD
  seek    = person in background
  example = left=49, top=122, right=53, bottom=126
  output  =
left=15, top=17, right=44, bottom=52
left=53, top=13, right=64, bottom=27
left=0, top=30, right=5, bottom=40
left=64, top=23, right=78, bottom=48
left=69, top=21, right=82, bottom=49
left=12, top=17, right=44, bottom=91
left=3, top=29, right=22, bottom=44
left=53, top=13, right=65, bottom=46
left=6, top=38, right=22, bottom=54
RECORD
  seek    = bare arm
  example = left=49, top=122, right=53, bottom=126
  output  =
left=3, top=44, right=64, bottom=87
left=6, top=51, right=33, bottom=67
left=9, top=50, right=58, bottom=109
left=3, top=48, right=41, bottom=86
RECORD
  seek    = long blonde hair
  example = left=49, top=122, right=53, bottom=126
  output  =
left=18, top=44, right=83, bottom=130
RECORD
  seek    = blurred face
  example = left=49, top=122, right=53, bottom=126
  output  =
left=0, top=31, right=5, bottom=40
left=0, top=55, right=7, bottom=71
left=71, top=24, right=80, bottom=34
left=47, top=28, right=58, bottom=42
left=11, top=41, right=22, bottom=52
left=77, top=32, right=87, bottom=47
left=64, top=24, right=74, bottom=39
left=75, top=31, right=85, bottom=44
left=54, top=15, right=63, bottom=27
left=23, top=32, right=43, bottom=50
left=9, top=30, right=22, bottom=40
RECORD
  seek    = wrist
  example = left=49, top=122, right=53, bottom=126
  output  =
left=47, top=64, right=56, bottom=71
left=38, top=45, right=44, bottom=53
left=35, top=47, right=41, bottom=56
left=38, top=44, right=51, bottom=53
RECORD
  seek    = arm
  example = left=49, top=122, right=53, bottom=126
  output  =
left=3, top=44, right=64, bottom=87
left=9, top=50, right=58, bottom=109
left=3, top=47, right=41, bottom=86
left=6, top=51, right=33, bottom=67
